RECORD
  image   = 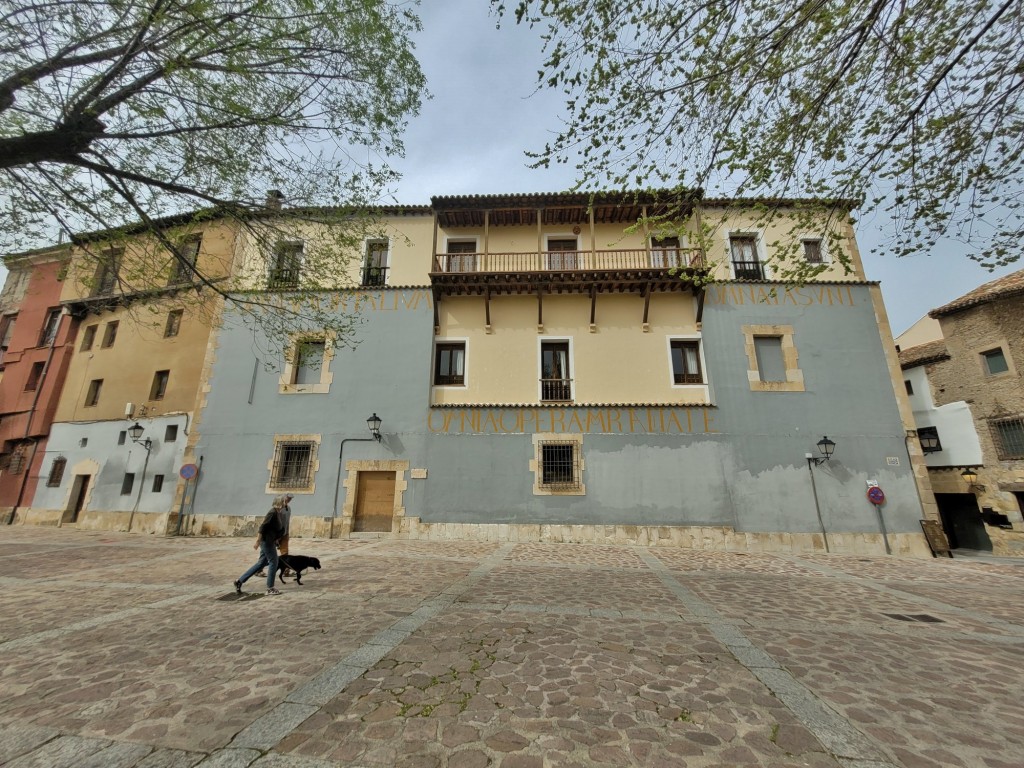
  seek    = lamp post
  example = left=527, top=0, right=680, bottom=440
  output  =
left=126, top=422, right=153, bottom=532
left=367, top=413, right=382, bottom=442
left=805, top=435, right=836, bottom=552
left=331, top=413, right=384, bottom=538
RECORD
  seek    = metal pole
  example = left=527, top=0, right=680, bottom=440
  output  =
left=806, top=459, right=831, bottom=553
left=874, top=503, right=892, bottom=555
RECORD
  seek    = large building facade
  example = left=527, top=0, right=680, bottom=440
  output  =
left=4, top=192, right=936, bottom=555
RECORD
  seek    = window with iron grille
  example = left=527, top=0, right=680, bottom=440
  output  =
left=271, top=441, right=316, bottom=489
left=169, top=236, right=201, bottom=285
left=990, top=416, right=1024, bottom=460
left=670, top=340, right=703, bottom=384
left=269, top=241, right=303, bottom=288
left=729, top=235, right=765, bottom=279
left=539, top=441, right=581, bottom=490
left=363, top=239, right=389, bottom=286
left=434, top=342, right=465, bottom=385
left=540, top=341, right=572, bottom=401
left=47, top=456, right=67, bottom=487
left=802, top=239, right=824, bottom=264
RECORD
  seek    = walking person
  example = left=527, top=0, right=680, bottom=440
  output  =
left=234, top=496, right=288, bottom=595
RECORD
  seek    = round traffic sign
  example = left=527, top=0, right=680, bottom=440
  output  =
left=179, top=463, right=198, bottom=480
left=867, top=486, right=885, bottom=505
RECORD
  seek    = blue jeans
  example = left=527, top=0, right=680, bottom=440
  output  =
left=239, top=540, right=278, bottom=589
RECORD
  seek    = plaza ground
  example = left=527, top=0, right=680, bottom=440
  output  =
left=1, top=527, right=1022, bottom=767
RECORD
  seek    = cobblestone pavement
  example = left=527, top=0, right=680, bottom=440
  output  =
left=1, top=529, right=1022, bottom=768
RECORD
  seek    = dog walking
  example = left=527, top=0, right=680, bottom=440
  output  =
left=234, top=495, right=289, bottom=596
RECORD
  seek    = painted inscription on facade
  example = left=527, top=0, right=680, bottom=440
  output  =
left=428, top=407, right=717, bottom=435
left=338, top=290, right=432, bottom=313
left=705, top=284, right=858, bottom=307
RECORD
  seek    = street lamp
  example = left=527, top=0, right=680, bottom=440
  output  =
left=961, top=468, right=985, bottom=491
left=125, top=422, right=153, bottom=532
left=805, top=435, right=837, bottom=553
left=127, top=421, right=152, bottom=450
left=807, top=435, right=835, bottom=466
left=367, top=413, right=382, bottom=442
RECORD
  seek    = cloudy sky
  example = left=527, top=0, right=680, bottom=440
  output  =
left=391, top=1, right=1020, bottom=337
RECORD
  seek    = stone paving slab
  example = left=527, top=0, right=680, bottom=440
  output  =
left=0, top=526, right=1022, bottom=768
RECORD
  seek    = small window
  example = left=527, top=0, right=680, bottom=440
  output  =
left=165, top=424, right=178, bottom=442
left=990, top=417, right=1024, bottom=460
left=164, top=310, right=183, bottom=338
left=38, top=308, right=62, bottom=346
left=753, top=336, right=786, bottom=382
left=802, top=239, right=824, bottom=264
left=982, top=348, right=1009, bottom=375
left=6, top=446, right=27, bottom=475
left=24, top=361, right=45, bottom=391
left=539, top=441, right=581, bottom=490
left=80, top=324, right=97, bottom=351
left=540, top=341, right=572, bottom=401
left=434, top=342, right=466, bottom=386
left=84, top=379, right=103, bottom=407
left=904, top=380, right=913, bottom=395
left=120, top=472, right=135, bottom=495
left=101, top=321, right=118, bottom=348
left=93, top=249, right=123, bottom=296
left=670, top=340, right=703, bottom=384
left=270, top=241, right=303, bottom=288
left=169, top=236, right=201, bottom=285
left=363, top=239, right=389, bottom=286
left=0, top=313, right=17, bottom=363
left=150, top=370, right=170, bottom=400
left=118, top=431, right=126, bottom=445
left=152, top=474, right=164, bottom=493
left=293, top=340, right=326, bottom=385
left=917, top=426, right=942, bottom=453
left=270, top=440, right=316, bottom=490
left=79, top=437, right=88, bottom=447
left=46, top=456, right=67, bottom=487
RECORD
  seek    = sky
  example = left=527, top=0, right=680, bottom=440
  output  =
left=3, top=1, right=1018, bottom=337
left=387, top=1, right=1021, bottom=337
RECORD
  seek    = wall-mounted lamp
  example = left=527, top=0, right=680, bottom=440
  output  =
left=367, top=413, right=382, bottom=442
left=127, top=421, right=152, bottom=451
left=961, top=468, right=985, bottom=491
left=807, top=436, right=835, bottom=466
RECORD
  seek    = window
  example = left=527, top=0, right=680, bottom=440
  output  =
left=150, top=370, right=170, bottom=400
left=802, top=239, right=824, bottom=264
left=445, top=240, right=478, bottom=272
left=169, top=236, right=201, bottom=285
left=269, top=241, right=303, bottom=288
left=164, top=310, right=183, bottom=338
left=118, top=431, right=126, bottom=445
left=536, top=440, right=583, bottom=492
left=670, top=340, right=703, bottom=384
left=0, top=313, right=16, bottom=363
left=982, top=348, right=1009, bottom=375
left=729, top=235, right=764, bottom=279
left=46, top=456, right=67, bottom=487
left=293, top=341, right=326, bottom=385
left=650, top=236, right=681, bottom=268
left=540, top=341, right=572, bottom=401
left=363, top=239, right=389, bottom=286
left=84, top=379, right=103, bottom=407
left=917, top=426, right=942, bottom=453
left=121, top=473, right=135, bottom=495
left=80, top=324, right=97, bottom=351
left=101, top=321, right=118, bottom=348
left=434, top=342, right=466, bottom=386
left=152, top=475, right=164, bottom=493
left=990, top=417, right=1024, bottom=460
left=546, top=238, right=578, bottom=271
left=6, top=445, right=27, bottom=474
left=24, top=361, right=45, bottom=391
left=904, top=380, right=913, bottom=395
left=753, top=336, right=786, bottom=382
left=165, top=425, right=178, bottom=442
left=270, top=440, right=316, bottom=489
left=93, top=249, right=123, bottom=296
left=38, top=308, right=61, bottom=346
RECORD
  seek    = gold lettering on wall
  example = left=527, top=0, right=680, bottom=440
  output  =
left=706, top=284, right=856, bottom=307
left=428, top=407, right=719, bottom=435
left=338, top=289, right=433, bottom=313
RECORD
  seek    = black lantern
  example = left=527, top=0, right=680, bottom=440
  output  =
left=127, top=422, right=145, bottom=442
left=367, top=413, right=382, bottom=442
left=816, top=435, right=836, bottom=460
left=961, top=468, right=980, bottom=488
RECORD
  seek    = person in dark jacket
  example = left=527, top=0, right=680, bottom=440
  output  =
left=234, top=496, right=288, bottom=595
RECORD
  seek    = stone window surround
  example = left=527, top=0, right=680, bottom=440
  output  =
left=530, top=432, right=586, bottom=496
left=265, top=433, right=322, bottom=495
left=742, top=324, right=805, bottom=392
left=976, top=340, right=1016, bottom=379
left=279, top=332, right=335, bottom=394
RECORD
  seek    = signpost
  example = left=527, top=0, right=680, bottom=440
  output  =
left=866, top=483, right=891, bottom=555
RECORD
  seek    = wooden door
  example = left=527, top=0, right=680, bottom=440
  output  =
left=69, top=475, right=90, bottom=523
left=353, top=471, right=396, bottom=532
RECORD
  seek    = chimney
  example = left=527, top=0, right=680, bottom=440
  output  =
left=265, top=190, right=284, bottom=210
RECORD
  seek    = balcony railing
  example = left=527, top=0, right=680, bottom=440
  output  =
left=362, top=266, right=389, bottom=286
left=541, top=377, right=573, bottom=402
left=731, top=260, right=766, bottom=280
left=432, top=248, right=705, bottom=274
left=268, top=267, right=301, bottom=289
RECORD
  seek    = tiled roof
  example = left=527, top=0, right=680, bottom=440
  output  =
left=899, top=339, right=950, bottom=370
left=929, top=268, right=1024, bottom=318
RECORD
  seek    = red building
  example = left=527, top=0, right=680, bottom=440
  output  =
left=0, top=247, right=78, bottom=523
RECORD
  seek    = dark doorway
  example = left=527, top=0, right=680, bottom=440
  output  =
left=65, top=474, right=90, bottom=524
left=935, top=493, right=991, bottom=551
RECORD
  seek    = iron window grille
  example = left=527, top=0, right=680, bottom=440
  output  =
left=271, top=441, right=316, bottom=489
left=269, top=242, right=303, bottom=288
left=917, top=426, right=942, bottom=453
left=434, top=343, right=465, bottom=385
left=990, top=416, right=1024, bottom=460
left=730, top=236, right=765, bottom=279
left=47, top=456, right=67, bottom=487
left=670, top=340, right=703, bottom=384
left=539, top=441, right=581, bottom=490
left=802, top=240, right=824, bottom=263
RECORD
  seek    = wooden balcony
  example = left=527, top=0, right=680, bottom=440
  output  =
left=429, top=248, right=707, bottom=297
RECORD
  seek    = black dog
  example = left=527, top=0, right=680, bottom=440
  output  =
left=277, top=555, right=321, bottom=584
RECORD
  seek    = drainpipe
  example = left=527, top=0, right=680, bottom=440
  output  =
left=331, top=437, right=374, bottom=539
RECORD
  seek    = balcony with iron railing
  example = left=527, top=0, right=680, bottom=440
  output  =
left=268, top=266, right=301, bottom=289
left=540, top=377, right=573, bottom=402
left=731, top=260, right=766, bottom=280
left=362, top=266, right=389, bottom=287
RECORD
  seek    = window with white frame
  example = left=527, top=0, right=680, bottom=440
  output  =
left=802, top=239, right=824, bottom=264
left=670, top=339, right=704, bottom=384
left=363, top=239, right=389, bottom=286
left=540, top=340, right=572, bottom=401
left=434, top=342, right=466, bottom=386
left=546, top=238, right=578, bottom=271
left=445, top=240, right=478, bottom=272
left=650, top=236, right=681, bottom=268
left=729, top=235, right=765, bottom=279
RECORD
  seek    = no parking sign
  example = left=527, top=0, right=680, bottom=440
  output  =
left=866, top=486, right=885, bottom=506
left=179, top=463, right=198, bottom=480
